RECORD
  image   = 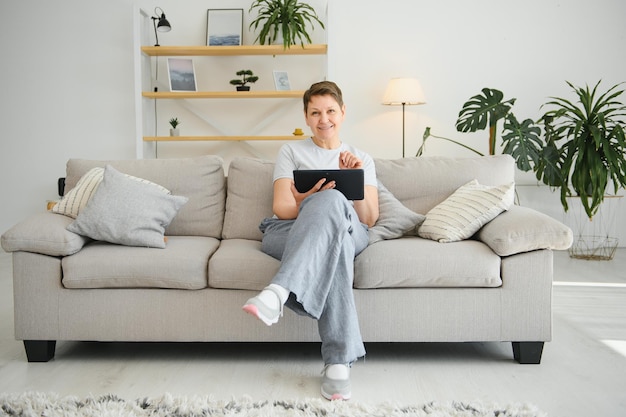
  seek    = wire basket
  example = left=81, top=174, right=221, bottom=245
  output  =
left=564, top=195, right=622, bottom=261
left=568, top=235, right=619, bottom=260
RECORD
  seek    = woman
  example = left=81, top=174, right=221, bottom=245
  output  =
left=243, top=81, right=379, bottom=400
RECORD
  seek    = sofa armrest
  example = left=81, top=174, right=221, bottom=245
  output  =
left=477, top=205, right=573, bottom=256
left=1, top=212, right=90, bottom=256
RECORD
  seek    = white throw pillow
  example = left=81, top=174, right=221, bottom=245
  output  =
left=418, top=179, right=514, bottom=243
left=53, top=167, right=171, bottom=219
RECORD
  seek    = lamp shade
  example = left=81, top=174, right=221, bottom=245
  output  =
left=382, top=77, right=426, bottom=106
left=156, top=14, right=171, bottom=32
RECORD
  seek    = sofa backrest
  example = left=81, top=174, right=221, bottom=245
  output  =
left=375, top=155, right=515, bottom=215
left=222, top=154, right=515, bottom=241
left=65, top=156, right=226, bottom=238
left=222, top=157, right=275, bottom=241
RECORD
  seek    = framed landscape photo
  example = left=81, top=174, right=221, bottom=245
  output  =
left=207, top=9, right=243, bottom=46
left=273, top=71, right=291, bottom=91
left=167, top=58, right=197, bottom=92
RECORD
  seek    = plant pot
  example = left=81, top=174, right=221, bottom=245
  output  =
left=169, top=128, right=179, bottom=136
left=236, top=86, right=250, bottom=92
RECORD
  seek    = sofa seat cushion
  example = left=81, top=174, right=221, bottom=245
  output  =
left=354, top=237, right=502, bottom=289
left=61, top=236, right=219, bottom=289
left=208, top=239, right=280, bottom=290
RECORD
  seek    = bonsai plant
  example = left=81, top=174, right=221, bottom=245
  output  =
left=169, top=117, right=180, bottom=136
left=535, top=80, right=626, bottom=219
left=249, top=0, right=324, bottom=49
left=229, top=70, right=259, bottom=91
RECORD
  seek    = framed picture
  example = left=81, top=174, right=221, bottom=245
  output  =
left=273, top=71, right=291, bottom=91
left=167, top=58, right=197, bottom=92
left=207, top=9, right=243, bottom=46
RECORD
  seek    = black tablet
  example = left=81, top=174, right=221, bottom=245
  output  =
left=293, top=169, right=364, bottom=200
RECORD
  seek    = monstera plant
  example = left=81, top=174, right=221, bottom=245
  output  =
left=417, top=88, right=544, bottom=172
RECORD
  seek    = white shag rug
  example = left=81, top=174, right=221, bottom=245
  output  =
left=0, top=392, right=547, bottom=417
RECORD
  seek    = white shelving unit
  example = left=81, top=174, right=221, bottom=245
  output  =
left=133, top=5, right=328, bottom=159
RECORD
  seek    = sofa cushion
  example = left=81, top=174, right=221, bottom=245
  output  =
left=1, top=212, right=90, bottom=256
left=375, top=155, right=515, bottom=215
left=65, top=156, right=225, bottom=238
left=222, top=157, right=275, bottom=241
left=477, top=205, right=573, bottom=256
left=354, top=237, right=502, bottom=288
left=52, top=167, right=171, bottom=219
left=209, top=239, right=280, bottom=290
left=369, top=181, right=425, bottom=245
left=417, top=180, right=514, bottom=243
left=62, top=236, right=219, bottom=289
left=67, top=165, right=188, bottom=248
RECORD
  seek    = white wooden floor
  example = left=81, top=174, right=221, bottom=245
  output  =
left=0, top=250, right=625, bottom=417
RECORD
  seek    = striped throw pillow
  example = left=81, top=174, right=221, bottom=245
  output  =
left=417, top=179, right=514, bottom=243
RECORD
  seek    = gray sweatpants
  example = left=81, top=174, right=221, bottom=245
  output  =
left=259, top=189, right=369, bottom=365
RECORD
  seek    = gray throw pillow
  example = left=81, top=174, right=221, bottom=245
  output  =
left=368, top=181, right=426, bottom=245
left=67, top=165, right=188, bottom=248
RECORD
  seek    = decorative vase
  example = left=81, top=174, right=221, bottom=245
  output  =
left=236, top=86, right=250, bottom=92
left=170, top=128, right=179, bottom=136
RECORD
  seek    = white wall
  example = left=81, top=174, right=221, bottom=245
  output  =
left=1, top=0, right=625, bottom=246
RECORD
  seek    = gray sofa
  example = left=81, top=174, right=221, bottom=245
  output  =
left=1, top=155, right=573, bottom=364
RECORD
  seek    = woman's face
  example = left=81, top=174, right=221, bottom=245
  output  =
left=305, top=94, right=345, bottom=143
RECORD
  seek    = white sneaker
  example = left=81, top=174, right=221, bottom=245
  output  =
left=321, top=364, right=351, bottom=400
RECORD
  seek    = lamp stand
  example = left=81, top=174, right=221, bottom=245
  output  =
left=151, top=17, right=160, bottom=46
left=401, top=102, right=406, bottom=158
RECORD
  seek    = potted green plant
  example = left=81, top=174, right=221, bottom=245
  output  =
left=169, top=117, right=180, bottom=136
left=229, top=70, right=259, bottom=91
left=535, top=80, right=626, bottom=219
left=249, top=0, right=324, bottom=49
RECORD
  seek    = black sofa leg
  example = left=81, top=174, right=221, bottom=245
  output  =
left=512, top=341, right=544, bottom=364
left=23, top=340, right=56, bottom=362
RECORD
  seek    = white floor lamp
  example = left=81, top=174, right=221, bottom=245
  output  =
left=382, top=78, right=426, bottom=157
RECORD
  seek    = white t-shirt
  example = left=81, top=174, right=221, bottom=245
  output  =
left=273, top=138, right=377, bottom=187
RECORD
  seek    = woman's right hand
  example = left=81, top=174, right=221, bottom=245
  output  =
left=291, top=178, right=335, bottom=207
left=273, top=177, right=335, bottom=220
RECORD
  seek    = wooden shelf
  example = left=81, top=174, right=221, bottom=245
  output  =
left=141, top=44, right=327, bottom=57
left=142, top=90, right=304, bottom=99
left=144, top=135, right=307, bottom=142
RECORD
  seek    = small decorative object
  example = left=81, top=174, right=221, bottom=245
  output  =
left=273, top=71, right=291, bottom=91
left=292, top=128, right=304, bottom=136
left=230, top=70, right=259, bottom=91
left=249, top=0, right=325, bottom=49
left=206, top=9, right=243, bottom=46
left=167, top=58, right=197, bottom=92
left=169, top=117, right=180, bottom=136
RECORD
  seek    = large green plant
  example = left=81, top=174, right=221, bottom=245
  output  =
left=535, top=81, right=626, bottom=219
left=249, top=0, right=324, bottom=49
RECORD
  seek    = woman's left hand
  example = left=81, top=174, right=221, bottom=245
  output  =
left=339, top=151, right=363, bottom=169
